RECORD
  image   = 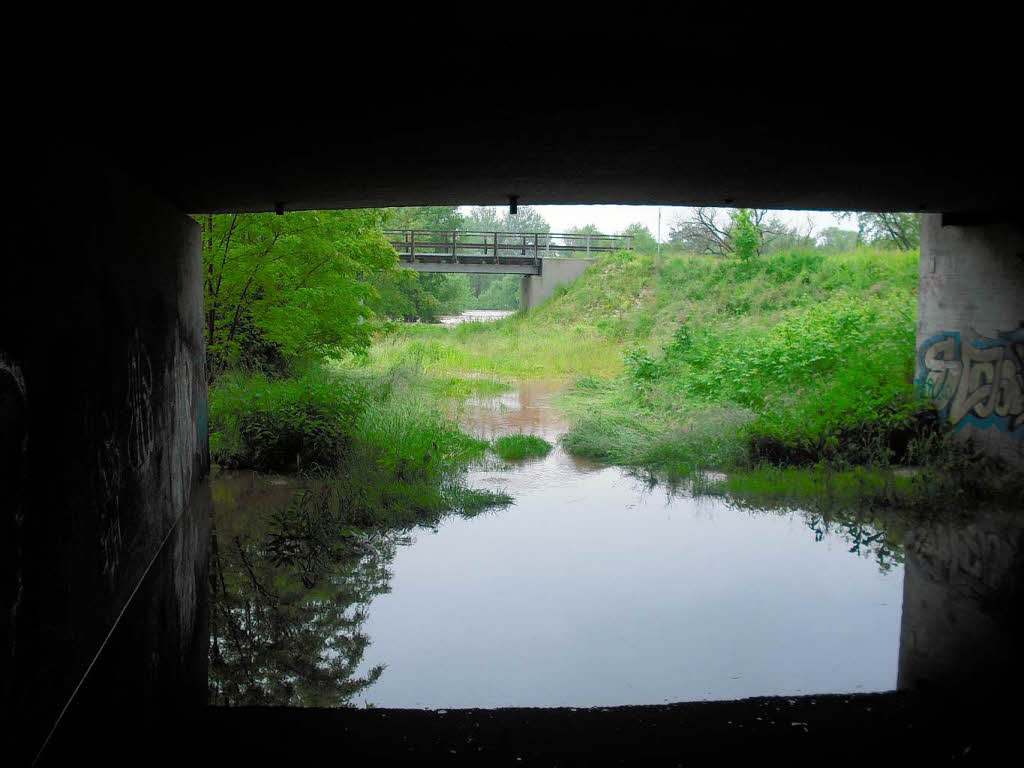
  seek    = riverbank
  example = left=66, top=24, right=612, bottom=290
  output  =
left=345, top=248, right=1022, bottom=508
left=359, top=248, right=921, bottom=464
left=207, top=365, right=513, bottom=533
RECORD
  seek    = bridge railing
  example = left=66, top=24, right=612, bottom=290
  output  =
left=384, top=230, right=632, bottom=264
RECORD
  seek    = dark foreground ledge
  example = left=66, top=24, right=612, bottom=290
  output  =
left=41, top=691, right=1014, bottom=766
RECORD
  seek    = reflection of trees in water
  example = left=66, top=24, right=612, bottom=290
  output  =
left=209, top=492, right=400, bottom=706
left=804, top=511, right=904, bottom=573
left=645, top=470, right=907, bottom=574
left=725, top=494, right=906, bottom=574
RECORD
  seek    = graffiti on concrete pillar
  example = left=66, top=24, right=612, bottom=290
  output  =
left=917, top=329, right=1024, bottom=435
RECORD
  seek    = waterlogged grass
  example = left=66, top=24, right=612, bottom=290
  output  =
left=363, top=319, right=624, bottom=380
left=697, top=465, right=918, bottom=513
left=356, top=252, right=657, bottom=380
left=209, top=364, right=512, bottom=529
left=493, top=434, right=552, bottom=461
left=560, top=396, right=753, bottom=480
left=416, top=373, right=513, bottom=400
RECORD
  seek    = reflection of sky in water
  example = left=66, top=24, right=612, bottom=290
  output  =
left=353, top=381, right=904, bottom=708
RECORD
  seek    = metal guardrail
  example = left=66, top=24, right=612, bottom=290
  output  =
left=384, top=230, right=632, bottom=265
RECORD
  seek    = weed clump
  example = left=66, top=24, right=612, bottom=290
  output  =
left=493, top=434, right=553, bottom=461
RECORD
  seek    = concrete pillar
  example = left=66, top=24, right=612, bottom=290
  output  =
left=916, top=214, right=1024, bottom=468
left=520, top=258, right=596, bottom=310
left=3, top=149, right=210, bottom=762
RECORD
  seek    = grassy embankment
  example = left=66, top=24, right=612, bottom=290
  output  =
left=208, top=366, right=511, bottom=531
left=351, top=248, right=1006, bottom=508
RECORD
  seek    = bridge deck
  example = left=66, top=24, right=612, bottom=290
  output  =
left=387, top=229, right=631, bottom=274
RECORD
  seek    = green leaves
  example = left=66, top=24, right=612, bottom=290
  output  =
left=197, top=209, right=396, bottom=376
left=729, top=208, right=761, bottom=261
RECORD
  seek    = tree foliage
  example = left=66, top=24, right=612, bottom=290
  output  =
left=476, top=274, right=521, bottom=309
left=729, top=209, right=761, bottom=261
left=369, top=206, right=519, bottom=321
left=842, top=212, right=921, bottom=250
left=669, top=207, right=787, bottom=257
left=621, top=222, right=657, bottom=252
left=197, top=210, right=394, bottom=377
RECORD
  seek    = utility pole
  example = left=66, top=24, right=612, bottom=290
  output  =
left=657, top=207, right=662, bottom=268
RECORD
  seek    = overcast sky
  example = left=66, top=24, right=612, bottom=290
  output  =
left=459, top=205, right=852, bottom=240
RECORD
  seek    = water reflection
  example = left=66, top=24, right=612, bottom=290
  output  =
left=898, top=506, right=1024, bottom=694
left=206, top=380, right=1024, bottom=709
left=209, top=472, right=396, bottom=706
left=351, top=464, right=906, bottom=708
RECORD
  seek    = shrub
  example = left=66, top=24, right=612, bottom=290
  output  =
left=209, top=370, right=371, bottom=471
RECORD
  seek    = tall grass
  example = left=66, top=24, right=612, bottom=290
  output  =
left=493, top=434, right=552, bottom=461
left=355, top=251, right=657, bottom=380
left=208, top=364, right=512, bottom=529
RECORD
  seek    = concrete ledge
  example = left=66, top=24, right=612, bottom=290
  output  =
left=400, top=262, right=540, bottom=274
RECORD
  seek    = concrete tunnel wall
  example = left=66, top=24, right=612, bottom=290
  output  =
left=916, top=214, right=1024, bottom=469
left=2, top=150, right=210, bottom=761
left=1, top=137, right=1021, bottom=760
left=520, top=258, right=596, bottom=310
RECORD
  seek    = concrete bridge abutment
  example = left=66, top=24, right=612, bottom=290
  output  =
left=916, top=213, right=1024, bottom=469
left=520, top=257, right=596, bottom=310
left=3, top=149, right=210, bottom=763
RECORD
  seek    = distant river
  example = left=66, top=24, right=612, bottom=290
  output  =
left=438, top=309, right=514, bottom=326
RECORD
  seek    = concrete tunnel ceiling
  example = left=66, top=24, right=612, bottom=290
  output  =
left=110, top=108, right=1021, bottom=215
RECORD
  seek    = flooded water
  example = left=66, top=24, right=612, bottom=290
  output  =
left=439, top=309, right=515, bottom=326
left=208, top=381, right=1024, bottom=709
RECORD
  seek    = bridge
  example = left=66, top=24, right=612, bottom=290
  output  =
left=386, top=229, right=632, bottom=274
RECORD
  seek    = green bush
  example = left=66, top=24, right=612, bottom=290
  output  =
left=209, top=370, right=371, bottom=471
left=561, top=248, right=928, bottom=473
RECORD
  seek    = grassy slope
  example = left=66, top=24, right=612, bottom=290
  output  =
left=360, top=251, right=655, bottom=379
left=562, top=248, right=923, bottom=476
left=357, top=248, right=923, bottom=480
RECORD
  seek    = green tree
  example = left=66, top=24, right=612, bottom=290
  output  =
left=372, top=207, right=478, bottom=321
left=382, top=206, right=465, bottom=231
left=462, top=205, right=550, bottom=235
left=669, top=207, right=785, bottom=256
left=730, top=208, right=761, bottom=261
left=476, top=274, right=521, bottom=309
left=841, top=212, right=921, bottom=250
left=818, top=226, right=860, bottom=252
left=197, top=210, right=394, bottom=377
left=621, top=222, right=657, bottom=252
